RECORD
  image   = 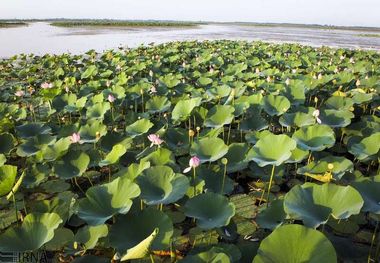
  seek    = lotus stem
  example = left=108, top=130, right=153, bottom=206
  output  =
left=193, top=168, right=197, bottom=196
left=221, top=158, right=228, bottom=194
left=140, top=199, right=144, bottom=210
left=266, top=165, right=276, bottom=207
left=73, top=177, right=85, bottom=194
left=12, top=191, right=18, bottom=222
left=368, top=220, right=379, bottom=263
left=227, top=123, right=232, bottom=145
left=150, top=254, right=155, bottom=263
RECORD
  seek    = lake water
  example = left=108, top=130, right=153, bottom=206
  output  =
left=1, top=22, right=380, bottom=57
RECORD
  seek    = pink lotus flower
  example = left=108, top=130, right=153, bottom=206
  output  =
left=41, top=82, right=53, bottom=89
left=15, top=90, right=25, bottom=97
left=312, top=109, right=322, bottom=124
left=108, top=94, right=115, bottom=103
left=183, top=156, right=201, bottom=173
left=70, top=132, right=81, bottom=144
left=147, top=134, right=164, bottom=147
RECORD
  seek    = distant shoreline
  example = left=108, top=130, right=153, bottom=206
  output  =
left=0, top=19, right=379, bottom=32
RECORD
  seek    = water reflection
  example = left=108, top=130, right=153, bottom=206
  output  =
left=0, top=22, right=379, bottom=57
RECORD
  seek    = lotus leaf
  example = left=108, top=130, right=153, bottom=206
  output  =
left=253, top=224, right=337, bottom=263
left=137, top=166, right=189, bottom=205
left=284, top=183, right=364, bottom=228
left=190, top=137, right=228, bottom=163
left=0, top=165, right=17, bottom=196
left=184, top=192, right=235, bottom=229
left=54, top=150, right=90, bottom=179
left=0, top=213, right=62, bottom=252
left=292, top=125, right=335, bottom=151
left=251, top=133, right=297, bottom=167
left=348, top=132, right=380, bottom=160
left=204, top=105, right=235, bottom=128
left=172, top=98, right=202, bottom=122
left=77, top=177, right=140, bottom=225
left=351, top=175, right=380, bottom=214
left=109, top=208, right=173, bottom=252
left=125, top=118, right=154, bottom=138
left=99, top=144, right=127, bottom=167
left=263, top=94, right=291, bottom=116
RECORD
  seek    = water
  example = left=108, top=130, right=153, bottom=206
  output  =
left=1, top=22, right=380, bottom=57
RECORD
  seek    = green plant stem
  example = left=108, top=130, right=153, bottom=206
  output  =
left=368, top=220, right=379, bottom=263
left=221, top=163, right=227, bottom=194
left=12, top=191, right=18, bottom=222
left=193, top=168, right=197, bottom=196
left=266, top=165, right=276, bottom=207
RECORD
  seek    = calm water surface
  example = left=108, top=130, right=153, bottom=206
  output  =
left=1, top=22, right=380, bottom=57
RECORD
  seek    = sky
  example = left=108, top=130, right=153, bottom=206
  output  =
left=1, top=0, right=379, bottom=27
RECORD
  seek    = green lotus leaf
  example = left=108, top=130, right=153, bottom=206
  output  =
left=52, top=93, right=77, bottom=112
left=16, top=123, right=51, bottom=138
left=224, top=143, right=254, bottom=173
left=284, top=183, right=364, bottom=228
left=137, top=166, right=189, bottom=205
left=16, top=134, right=56, bottom=157
left=319, top=109, right=354, bottom=128
left=99, top=144, right=127, bottom=167
left=100, top=132, right=132, bottom=152
left=256, top=199, right=286, bottom=230
left=184, top=192, right=235, bottom=229
left=79, top=121, right=107, bottom=143
left=160, top=73, right=181, bottom=88
left=81, top=65, right=98, bottom=79
left=0, top=213, right=62, bottom=252
left=198, top=166, right=234, bottom=195
left=292, top=125, right=335, bottom=151
left=77, top=177, right=140, bottom=225
left=325, top=96, right=354, bottom=111
left=180, top=247, right=231, bottom=263
left=0, top=133, right=15, bottom=154
left=348, top=132, right=380, bottom=160
left=206, top=85, right=231, bottom=99
left=141, top=148, right=176, bottom=167
left=204, top=105, right=235, bottom=128
left=172, top=98, right=202, bottom=122
left=286, top=147, right=309, bottom=163
left=146, top=96, right=171, bottom=113
left=0, top=165, right=17, bottom=196
left=240, top=115, right=268, bottom=131
left=116, top=229, right=158, bottom=261
left=54, top=150, right=90, bottom=179
left=297, top=156, right=354, bottom=180
left=116, top=160, right=150, bottom=181
left=279, top=107, right=315, bottom=127
left=351, top=175, right=380, bottom=214
left=109, top=208, right=173, bottom=252
left=198, top=76, right=213, bottom=86
left=251, top=133, right=297, bottom=167
left=263, top=94, right=291, bottom=116
left=74, top=224, right=108, bottom=250
left=190, top=137, right=228, bottom=163
left=39, top=137, right=71, bottom=161
left=0, top=154, right=5, bottom=166
left=23, top=164, right=49, bottom=188
left=45, top=228, right=74, bottom=251
left=282, top=82, right=306, bottom=105
left=86, top=102, right=111, bottom=120
left=253, top=224, right=337, bottom=263
left=245, top=130, right=272, bottom=145
left=165, top=128, right=189, bottom=155
left=125, top=118, right=154, bottom=138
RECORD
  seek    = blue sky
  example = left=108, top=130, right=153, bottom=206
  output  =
left=1, top=0, right=379, bottom=27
